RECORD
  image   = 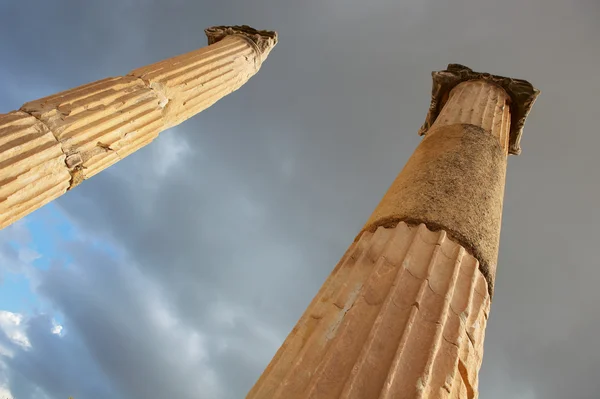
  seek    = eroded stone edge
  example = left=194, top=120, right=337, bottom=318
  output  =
left=18, top=74, right=163, bottom=190
left=418, top=63, right=540, bottom=155
left=205, top=25, right=278, bottom=64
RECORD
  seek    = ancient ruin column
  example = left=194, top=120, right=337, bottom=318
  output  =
left=248, top=65, right=539, bottom=399
left=0, top=25, right=277, bottom=230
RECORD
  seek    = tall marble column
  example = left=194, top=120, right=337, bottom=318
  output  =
left=0, top=25, right=277, bottom=229
left=248, top=65, right=539, bottom=399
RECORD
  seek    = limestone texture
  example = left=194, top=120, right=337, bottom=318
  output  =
left=419, top=64, right=540, bottom=155
left=0, top=26, right=277, bottom=230
left=130, top=27, right=273, bottom=128
left=433, top=81, right=512, bottom=154
left=362, top=81, right=512, bottom=296
left=0, top=112, right=71, bottom=228
left=250, top=68, right=538, bottom=399
left=248, top=222, right=490, bottom=399
left=21, top=76, right=164, bottom=181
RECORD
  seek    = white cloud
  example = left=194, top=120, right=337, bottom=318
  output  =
left=0, top=311, right=31, bottom=353
left=0, top=385, right=13, bottom=399
left=17, top=248, right=41, bottom=266
left=50, top=320, right=63, bottom=336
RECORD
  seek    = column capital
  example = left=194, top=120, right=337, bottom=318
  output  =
left=205, top=25, right=278, bottom=62
left=418, top=64, right=540, bottom=155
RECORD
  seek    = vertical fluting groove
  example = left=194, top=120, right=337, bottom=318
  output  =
left=432, top=81, right=511, bottom=152
left=135, top=41, right=248, bottom=83
left=417, top=246, right=465, bottom=399
left=443, top=253, right=479, bottom=398
left=500, top=103, right=511, bottom=153
left=21, top=76, right=165, bottom=181
left=179, top=72, right=242, bottom=114
left=270, top=226, right=398, bottom=398
left=455, top=275, right=489, bottom=397
left=8, top=183, right=68, bottom=226
left=450, top=84, right=467, bottom=124
left=129, top=35, right=260, bottom=128
left=379, top=227, right=446, bottom=399
left=130, top=38, right=246, bottom=82
left=247, top=231, right=377, bottom=399
left=248, top=222, right=491, bottom=399
left=479, top=89, right=491, bottom=133
left=463, top=82, right=485, bottom=125
left=1, top=27, right=276, bottom=230
left=419, top=247, right=466, bottom=398
left=0, top=112, right=70, bottom=228
left=489, top=95, right=499, bottom=149
left=302, top=224, right=417, bottom=399
left=339, top=225, right=422, bottom=399
left=457, top=360, right=475, bottom=399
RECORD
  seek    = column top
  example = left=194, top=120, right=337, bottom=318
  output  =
left=418, top=64, right=540, bottom=155
left=205, top=25, right=278, bottom=61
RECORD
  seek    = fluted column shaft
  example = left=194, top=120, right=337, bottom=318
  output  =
left=249, top=67, right=539, bottom=399
left=0, top=26, right=277, bottom=230
left=363, top=80, right=511, bottom=294
left=248, top=223, right=490, bottom=399
left=433, top=81, right=511, bottom=154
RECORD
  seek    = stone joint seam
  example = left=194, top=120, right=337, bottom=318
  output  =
left=18, top=108, right=85, bottom=190
left=128, top=75, right=170, bottom=110
left=355, top=217, right=495, bottom=298
left=19, top=74, right=172, bottom=190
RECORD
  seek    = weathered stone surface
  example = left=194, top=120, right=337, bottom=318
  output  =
left=251, top=70, right=538, bottom=399
left=129, top=33, right=271, bottom=128
left=362, top=81, right=511, bottom=295
left=21, top=76, right=164, bottom=181
left=0, top=111, right=70, bottom=228
left=205, top=25, right=278, bottom=61
left=248, top=222, right=490, bottom=399
left=433, top=81, right=512, bottom=154
left=419, top=64, right=539, bottom=155
left=0, top=25, right=277, bottom=230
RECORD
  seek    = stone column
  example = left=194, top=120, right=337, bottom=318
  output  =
left=248, top=65, right=539, bottom=399
left=0, top=25, right=277, bottom=230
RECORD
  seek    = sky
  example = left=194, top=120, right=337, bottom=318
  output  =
left=0, top=0, right=599, bottom=398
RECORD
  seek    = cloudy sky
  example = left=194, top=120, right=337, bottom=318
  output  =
left=0, top=0, right=599, bottom=398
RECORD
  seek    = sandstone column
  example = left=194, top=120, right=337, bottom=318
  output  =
left=0, top=25, right=277, bottom=230
left=248, top=65, right=539, bottom=399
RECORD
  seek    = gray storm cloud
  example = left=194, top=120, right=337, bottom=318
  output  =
left=0, top=0, right=599, bottom=398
